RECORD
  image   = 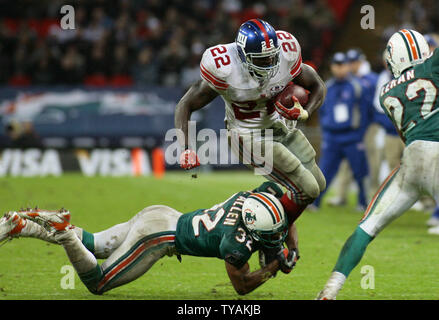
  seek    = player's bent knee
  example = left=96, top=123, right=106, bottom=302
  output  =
left=272, top=143, right=301, bottom=173
left=292, top=165, right=321, bottom=199
left=283, top=129, right=317, bottom=164
left=310, top=163, right=326, bottom=192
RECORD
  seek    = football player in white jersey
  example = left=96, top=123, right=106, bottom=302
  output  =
left=175, top=19, right=327, bottom=223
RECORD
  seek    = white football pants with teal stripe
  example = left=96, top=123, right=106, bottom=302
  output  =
left=359, top=140, right=439, bottom=237
left=320, top=140, right=439, bottom=299
left=334, top=140, right=439, bottom=278
left=60, top=205, right=182, bottom=294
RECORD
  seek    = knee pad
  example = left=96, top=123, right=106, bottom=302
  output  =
left=291, top=165, right=321, bottom=199
left=281, top=129, right=316, bottom=164
left=308, top=161, right=327, bottom=193
left=272, top=142, right=302, bottom=173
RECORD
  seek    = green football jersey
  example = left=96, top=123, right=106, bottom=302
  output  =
left=175, top=181, right=284, bottom=269
left=380, top=48, right=439, bottom=145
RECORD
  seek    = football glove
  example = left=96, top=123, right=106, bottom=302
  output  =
left=179, top=149, right=200, bottom=170
left=276, top=247, right=299, bottom=274
left=274, top=96, right=309, bottom=121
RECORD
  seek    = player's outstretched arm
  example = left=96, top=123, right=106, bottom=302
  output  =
left=294, top=64, right=327, bottom=116
left=174, top=79, right=218, bottom=150
left=285, top=223, right=299, bottom=255
left=225, top=260, right=280, bottom=295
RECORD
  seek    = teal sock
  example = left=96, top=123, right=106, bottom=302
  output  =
left=81, top=230, right=95, bottom=253
left=333, top=227, right=374, bottom=277
left=78, top=264, right=104, bottom=295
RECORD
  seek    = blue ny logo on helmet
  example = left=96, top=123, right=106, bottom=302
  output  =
left=235, top=19, right=281, bottom=82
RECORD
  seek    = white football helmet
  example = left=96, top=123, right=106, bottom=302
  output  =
left=384, top=29, right=430, bottom=78
left=242, top=192, right=288, bottom=248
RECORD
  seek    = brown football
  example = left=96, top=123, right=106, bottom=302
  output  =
left=276, top=83, right=309, bottom=108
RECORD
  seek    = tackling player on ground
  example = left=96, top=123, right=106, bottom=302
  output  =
left=0, top=182, right=298, bottom=295
left=175, top=19, right=327, bottom=224
left=317, top=29, right=439, bottom=300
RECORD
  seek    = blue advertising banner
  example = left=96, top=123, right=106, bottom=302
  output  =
left=0, top=85, right=226, bottom=149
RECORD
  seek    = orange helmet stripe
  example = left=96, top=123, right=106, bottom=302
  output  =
left=253, top=193, right=281, bottom=223
left=401, top=29, right=419, bottom=60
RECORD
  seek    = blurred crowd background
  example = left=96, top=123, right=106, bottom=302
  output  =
left=0, top=0, right=437, bottom=89
left=0, top=0, right=342, bottom=88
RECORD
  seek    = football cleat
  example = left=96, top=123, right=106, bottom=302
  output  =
left=17, top=207, right=72, bottom=234
left=316, top=271, right=346, bottom=300
left=427, top=225, right=439, bottom=235
left=426, top=216, right=439, bottom=227
left=315, top=290, right=336, bottom=300
left=0, top=211, right=27, bottom=243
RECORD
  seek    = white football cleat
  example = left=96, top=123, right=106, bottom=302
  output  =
left=17, top=207, right=72, bottom=234
left=0, top=211, right=27, bottom=243
left=327, top=196, right=347, bottom=207
left=427, top=225, right=439, bottom=235
left=316, top=271, right=346, bottom=300
left=316, top=289, right=336, bottom=300
left=426, top=216, right=439, bottom=227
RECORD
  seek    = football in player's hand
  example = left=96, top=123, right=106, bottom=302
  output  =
left=276, top=83, right=309, bottom=108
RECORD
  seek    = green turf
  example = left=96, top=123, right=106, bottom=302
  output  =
left=0, top=171, right=438, bottom=300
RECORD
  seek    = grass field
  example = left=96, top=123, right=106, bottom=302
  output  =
left=0, top=171, right=438, bottom=300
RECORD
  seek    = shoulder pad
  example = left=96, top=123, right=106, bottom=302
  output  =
left=276, top=30, right=302, bottom=79
left=200, top=44, right=234, bottom=91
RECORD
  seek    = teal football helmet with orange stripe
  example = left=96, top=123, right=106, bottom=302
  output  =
left=242, top=192, right=288, bottom=248
left=385, top=29, right=430, bottom=78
